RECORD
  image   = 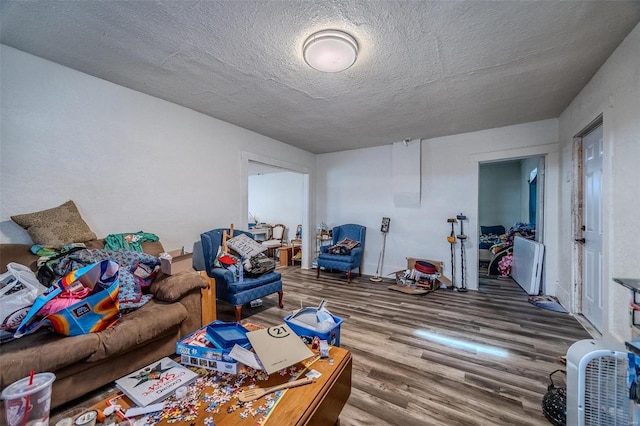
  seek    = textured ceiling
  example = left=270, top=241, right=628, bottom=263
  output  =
left=1, top=1, right=639, bottom=154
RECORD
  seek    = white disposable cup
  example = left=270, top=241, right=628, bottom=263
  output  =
left=1, top=372, right=56, bottom=426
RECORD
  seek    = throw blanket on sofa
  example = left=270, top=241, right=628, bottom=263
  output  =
left=44, top=249, right=160, bottom=311
left=104, top=232, right=159, bottom=252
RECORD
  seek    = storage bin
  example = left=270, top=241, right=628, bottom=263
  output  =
left=284, top=314, right=343, bottom=347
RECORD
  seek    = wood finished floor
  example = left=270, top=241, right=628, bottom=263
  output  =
left=219, top=267, right=590, bottom=426
left=51, top=268, right=590, bottom=425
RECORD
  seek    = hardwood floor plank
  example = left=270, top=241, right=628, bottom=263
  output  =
left=51, top=267, right=590, bottom=425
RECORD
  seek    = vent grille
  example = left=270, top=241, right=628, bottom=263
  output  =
left=584, top=355, right=629, bottom=425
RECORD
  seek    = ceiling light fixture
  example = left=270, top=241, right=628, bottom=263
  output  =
left=303, top=30, right=358, bottom=73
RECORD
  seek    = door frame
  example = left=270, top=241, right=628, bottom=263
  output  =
left=571, top=114, right=604, bottom=320
left=471, top=142, right=559, bottom=294
left=241, top=152, right=313, bottom=270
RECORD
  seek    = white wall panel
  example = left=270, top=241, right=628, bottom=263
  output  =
left=0, top=45, right=316, bottom=253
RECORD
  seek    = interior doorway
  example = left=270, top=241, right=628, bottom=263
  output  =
left=477, top=156, right=545, bottom=282
left=241, top=153, right=312, bottom=269
left=247, top=161, right=304, bottom=259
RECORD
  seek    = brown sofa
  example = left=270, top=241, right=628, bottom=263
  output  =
left=0, top=241, right=208, bottom=410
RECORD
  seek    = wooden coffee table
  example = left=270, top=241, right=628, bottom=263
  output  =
left=85, top=347, right=352, bottom=426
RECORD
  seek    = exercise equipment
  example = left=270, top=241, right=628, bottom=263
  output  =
left=447, top=218, right=457, bottom=289
left=456, top=213, right=468, bottom=292
left=370, top=217, right=390, bottom=282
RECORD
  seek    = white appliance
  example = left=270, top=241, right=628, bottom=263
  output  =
left=511, top=236, right=544, bottom=294
left=566, top=339, right=630, bottom=425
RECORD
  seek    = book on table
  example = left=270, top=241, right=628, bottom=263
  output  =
left=114, top=357, right=198, bottom=407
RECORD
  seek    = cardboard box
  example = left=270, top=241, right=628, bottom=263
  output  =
left=176, top=324, right=247, bottom=374
left=395, top=258, right=452, bottom=290
left=160, top=249, right=193, bottom=275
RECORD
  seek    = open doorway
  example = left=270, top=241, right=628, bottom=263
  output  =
left=477, top=156, right=545, bottom=282
left=248, top=161, right=304, bottom=263
left=241, top=152, right=312, bottom=270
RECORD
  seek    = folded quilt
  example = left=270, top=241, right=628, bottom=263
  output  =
left=327, top=237, right=360, bottom=255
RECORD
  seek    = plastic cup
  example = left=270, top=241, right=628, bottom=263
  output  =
left=1, top=372, right=55, bottom=426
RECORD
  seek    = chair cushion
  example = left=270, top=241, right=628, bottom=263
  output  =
left=317, top=253, right=355, bottom=263
left=261, top=239, right=282, bottom=248
left=227, top=271, right=281, bottom=293
left=227, top=280, right=282, bottom=307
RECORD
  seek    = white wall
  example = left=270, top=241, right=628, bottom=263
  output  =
left=0, top=45, right=317, bottom=253
left=317, top=119, right=560, bottom=292
left=478, top=161, right=522, bottom=230
left=557, top=23, right=640, bottom=341
left=248, top=171, right=304, bottom=243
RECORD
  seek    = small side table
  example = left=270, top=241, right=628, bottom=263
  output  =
left=278, top=246, right=294, bottom=266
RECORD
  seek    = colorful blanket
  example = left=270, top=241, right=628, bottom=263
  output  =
left=44, top=249, right=160, bottom=311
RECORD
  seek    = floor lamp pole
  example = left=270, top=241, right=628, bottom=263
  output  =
left=370, top=217, right=390, bottom=282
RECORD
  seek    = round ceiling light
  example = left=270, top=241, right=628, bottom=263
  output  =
left=303, top=30, right=358, bottom=73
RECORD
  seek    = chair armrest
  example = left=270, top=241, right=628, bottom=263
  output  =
left=209, top=267, right=236, bottom=284
left=320, top=245, right=330, bottom=254
left=150, top=271, right=208, bottom=303
left=350, top=246, right=364, bottom=260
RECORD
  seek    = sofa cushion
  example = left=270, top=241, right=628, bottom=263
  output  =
left=150, top=271, right=208, bottom=303
left=0, top=244, right=38, bottom=273
left=0, top=331, right=100, bottom=388
left=11, top=200, right=97, bottom=248
left=87, top=298, right=188, bottom=362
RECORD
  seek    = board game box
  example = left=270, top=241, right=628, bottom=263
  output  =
left=176, top=324, right=251, bottom=374
left=115, top=357, right=198, bottom=407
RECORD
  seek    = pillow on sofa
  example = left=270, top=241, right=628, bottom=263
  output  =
left=11, top=200, right=97, bottom=248
left=227, top=233, right=267, bottom=258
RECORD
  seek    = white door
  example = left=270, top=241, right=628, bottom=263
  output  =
left=581, top=124, right=603, bottom=331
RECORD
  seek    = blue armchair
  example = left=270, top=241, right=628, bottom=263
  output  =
left=201, top=228, right=283, bottom=322
left=316, top=224, right=366, bottom=283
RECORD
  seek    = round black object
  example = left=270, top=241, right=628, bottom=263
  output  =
left=542, top=370, right=566, bottom=426
left=414, top=261, right=437, bottom=274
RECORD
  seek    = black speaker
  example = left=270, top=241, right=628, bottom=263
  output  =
left=381, top=217, right=391, bottom=233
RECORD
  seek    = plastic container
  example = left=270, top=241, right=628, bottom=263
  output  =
left=284, top=314, right=343, bottom=347
left=1, top=372, right=55, bottom=426
left=206, top=322, right=250, bottom=349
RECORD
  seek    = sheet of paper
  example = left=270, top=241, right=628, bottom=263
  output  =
left=229, top=344, right=263, bottom=370
left=246, top=323, right=314, bottom=375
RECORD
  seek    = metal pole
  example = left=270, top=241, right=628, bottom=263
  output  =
left=456, top=213, right=468, bottom=292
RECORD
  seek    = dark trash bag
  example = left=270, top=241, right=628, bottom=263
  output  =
left=542, top=369, right=566, bottom=426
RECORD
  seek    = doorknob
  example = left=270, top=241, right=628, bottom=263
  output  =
left=574, top=238, right=586, bottom=244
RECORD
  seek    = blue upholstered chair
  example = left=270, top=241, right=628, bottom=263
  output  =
left=316, top=224, right=366, bottom=283
left=201, top=228, right=283, bottom=322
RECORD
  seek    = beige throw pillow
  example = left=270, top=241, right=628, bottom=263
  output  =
left=11, top=200, right=97, bottom=247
